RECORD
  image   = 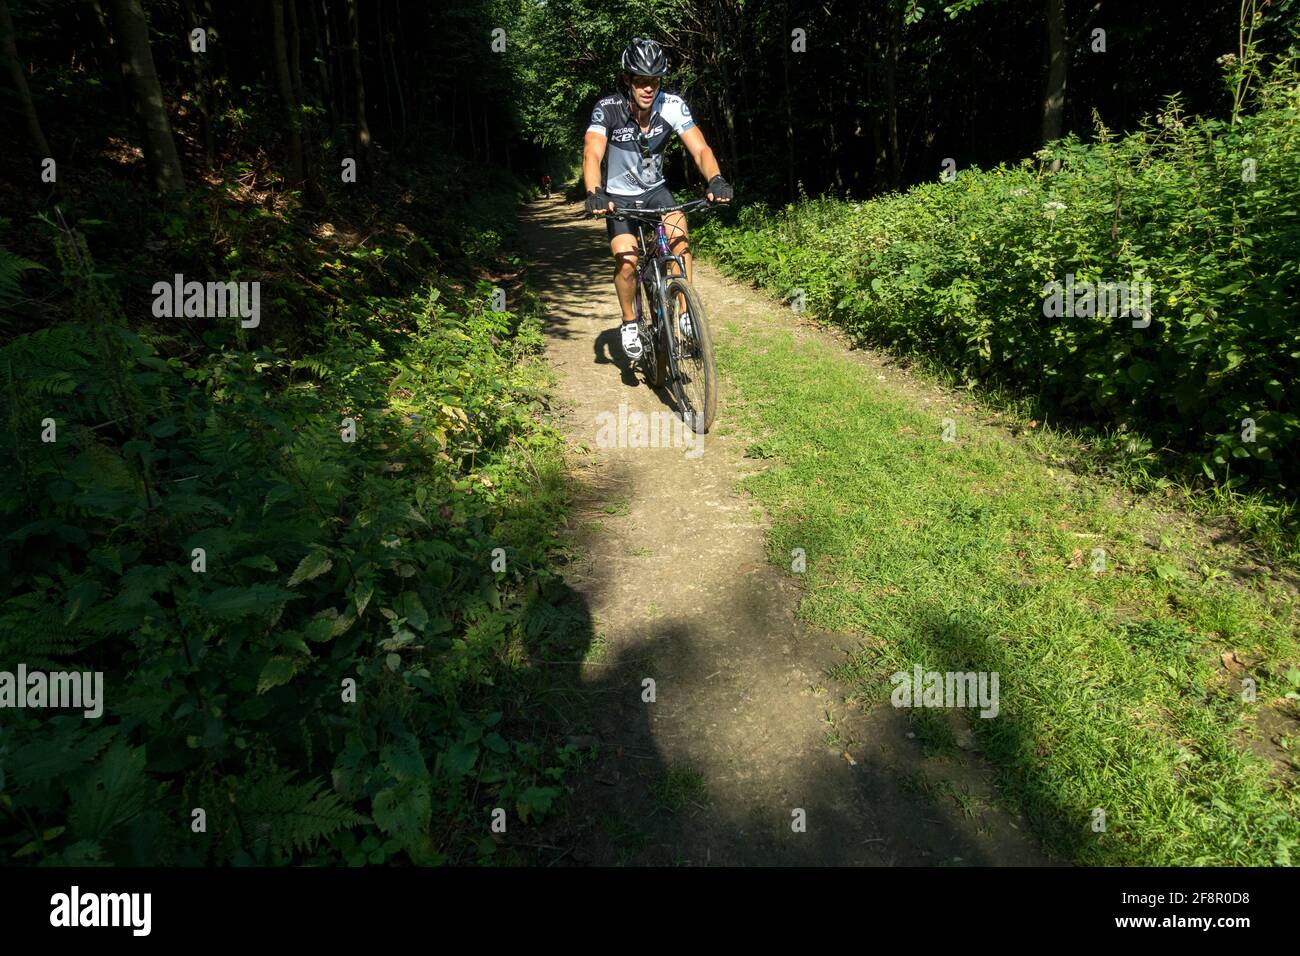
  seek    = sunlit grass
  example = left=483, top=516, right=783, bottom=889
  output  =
left=715, top=322, right=1300, bottom=865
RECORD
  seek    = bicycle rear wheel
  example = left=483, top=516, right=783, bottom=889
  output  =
left=663, top=276, right=717, bottom=434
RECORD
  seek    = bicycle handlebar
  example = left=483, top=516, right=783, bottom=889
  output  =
left=605, top=197, right=718, bottom=221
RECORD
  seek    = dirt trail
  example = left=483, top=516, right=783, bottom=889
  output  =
left=519, top=197, right=1051, bottom=866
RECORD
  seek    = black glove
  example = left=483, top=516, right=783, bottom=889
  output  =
left=706, top=175, right=733, bottom=202
left=586, top=186, right=612, bottom=216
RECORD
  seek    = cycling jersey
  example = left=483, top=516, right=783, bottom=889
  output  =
left=586, top=89, right=696, bottom=196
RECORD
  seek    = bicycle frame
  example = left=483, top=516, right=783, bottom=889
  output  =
left=610, top=198, right=711, bottom=359
left=606, top=197, right=719, bottom=433
left=635, top=222, right=682, bottom=330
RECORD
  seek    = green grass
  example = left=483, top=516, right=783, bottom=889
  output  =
left=849, top=347, right=1300, bottom=567
left=713, top=321, right=1300, bottom=866
left=601, top=496, right=631, bottom=516
left=909, top=708, right=959, bottom=757
left=583, top=630, right=610, bottom=665
left=651, top=764, right=710, bottom=815
left=600, top=809, right=653, bottom=860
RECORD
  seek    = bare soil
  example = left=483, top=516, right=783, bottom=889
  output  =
left=519, top=196, right=1053, bottom=866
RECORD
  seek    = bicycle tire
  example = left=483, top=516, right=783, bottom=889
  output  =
left=637, top=281, right=666, bottom=388
left=663, top=276, right=717, bottom=434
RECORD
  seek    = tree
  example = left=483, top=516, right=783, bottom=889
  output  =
left=0, top=0, right=52, bottom=164
left=944, top=0, right=1102, bottom=150
left=107, top=0, right=186, bottom=192
left=1042, top=0, right=1067, bottom=144
left=271, top=0, right=306, bottom=182
left=179, top=0, right=214, bottom=165
left=346, top=0, right=370, bottom=171
left=306, top=0, right=337, bottom=143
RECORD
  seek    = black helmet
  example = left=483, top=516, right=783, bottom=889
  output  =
left=621, top=37, right=668, bottom=77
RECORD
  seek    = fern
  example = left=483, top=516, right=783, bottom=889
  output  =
left=7, top=723, right=117, bottom=790
left=234, top=768, right=362, bottom=860
left=0, top=242, right=45, bottom=314
left=0, top=595, right=89, bottom=668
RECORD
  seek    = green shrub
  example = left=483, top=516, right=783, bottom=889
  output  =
left=0, top=186, right=574, bottom=865
left=696, top=58, right=1300, bottom=489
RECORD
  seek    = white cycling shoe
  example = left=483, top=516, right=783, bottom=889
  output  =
left=620, top=321, right=644, bottom=362
left=678, top=311, right=694, bottom=341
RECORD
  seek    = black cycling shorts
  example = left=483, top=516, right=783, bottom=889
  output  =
left=605, top=183, right=677, bottom=241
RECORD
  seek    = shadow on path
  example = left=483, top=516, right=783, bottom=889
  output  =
left=517, top=195, right=1056, bottom=866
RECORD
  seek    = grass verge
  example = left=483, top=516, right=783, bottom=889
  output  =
left=713, top=320, right=1300, bottom=865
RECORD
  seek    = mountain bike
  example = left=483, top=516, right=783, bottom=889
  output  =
left=608, top=197, right=718, bottom=434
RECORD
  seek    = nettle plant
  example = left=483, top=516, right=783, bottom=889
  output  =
left=0, top=220, right=570, bottom=865
left=695, top=57, right=1300, bottom=489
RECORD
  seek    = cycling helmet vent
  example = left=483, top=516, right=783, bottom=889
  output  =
left=621, top=37, right=668, bottom=77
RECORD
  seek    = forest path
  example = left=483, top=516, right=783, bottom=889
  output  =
left=519, top=196, right=1050, bottom=865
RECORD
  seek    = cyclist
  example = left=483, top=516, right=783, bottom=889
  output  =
left=583, top=37, right=733, bottom=362
left=542, top=173, right=551, bottom=198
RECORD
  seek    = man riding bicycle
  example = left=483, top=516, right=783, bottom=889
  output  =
left=583, top=37, right=733, bottom=362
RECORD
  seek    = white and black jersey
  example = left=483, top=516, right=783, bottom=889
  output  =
left=586, top=90, right=697, bottom=196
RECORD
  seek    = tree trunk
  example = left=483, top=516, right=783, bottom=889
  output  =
left=333, top=0, right=355, bottom=151
left=390, top=0, right=406, bottom=138
left=467, top=83, right=478, bottom=161
left=376, top=0, right=393, bottom=133
left=287, top=0, right=303, bottom=102
left=712, top=4, right=740, bottom=179
left=179, top=0, right=213, bottom=165
left=781, top=8, right=794, bottom=201
left=822, top=69, right=842, bottom=193
left=107, top=0, right=185, bottom=192
left=90, top=0, right=132, bottom=119
left=0, top=0, right=53, bottom=163
left=200, top=0, right=224, bottom=120
left=308, top=0, right=336, bottom=142
left=717, top=55, right=740, bottom=177
left=887, top=10, right=901, bottom=191
left=270, top=0, right=305, bottom=182
left=728, top=0, right=753, bottom=172
left=870, top=27, right=887, bottom=193
left=448, top=79, right=456, bottom=151
left=346, top=0, right=370, bottom=169
left=1042, top=0, right=1067, bottom=145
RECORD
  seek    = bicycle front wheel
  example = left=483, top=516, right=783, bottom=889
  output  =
left=637, top=281, right=666, bottom=389
left=663, top=276, right=717, bottom=434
